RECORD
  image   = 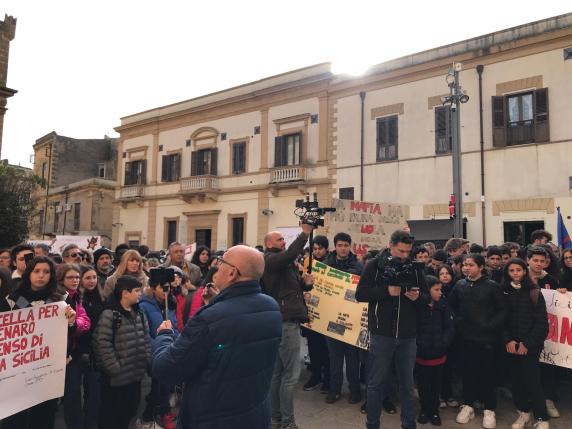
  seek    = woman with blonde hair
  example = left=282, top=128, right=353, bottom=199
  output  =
left=103, top=249, right=148, bottom=300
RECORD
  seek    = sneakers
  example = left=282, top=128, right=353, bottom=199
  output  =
left=483, top=410, right=496, bottom=429
left=533, top=420, right=549, bottom=429
left=382, top=397, right=397, bottom=414
left=417, top=412, right=429, bottom=424
left=545, top=400, right=560, bottom=418
left=446, top=397, right=459, bottom=408
left=136, top=420, right=156, bottom=429
left=348, top=391, right=362, bottom=404
left=325, top=392, right=341, bottom=404
left=512, top=411, right=531, bottom=429
left=439, top=399, right=447, bottom=409
left=360, top=402, right=367, bottom=414
left=303, top=377, right=321, bottom=391
left=456, top=405, right=475, bottom=424
left=430, top=414, right=442, bottom=426
left=161, top=412, right=177, bottom=429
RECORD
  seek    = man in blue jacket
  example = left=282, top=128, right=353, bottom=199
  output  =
left=152, top=245, right=282, bottom=429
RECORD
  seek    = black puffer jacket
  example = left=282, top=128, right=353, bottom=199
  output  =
left=325, top=251, right=363, bottom=275
left=356, top=250, right=428, bottom=339
left=501, top=279, right=548, bottom=351
left=262, top=232, right=310, bottom=322
left=93, top=297, right=150, bottom=386
left=448, top=275, right=507, bottom=345
left=416, top=298, right=455, bottom=360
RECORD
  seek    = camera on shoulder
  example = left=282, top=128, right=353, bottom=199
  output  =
left=382, top=257, right=425, bottom=292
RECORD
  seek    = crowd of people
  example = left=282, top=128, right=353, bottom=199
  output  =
left=0, top=226, right=571, bottom=429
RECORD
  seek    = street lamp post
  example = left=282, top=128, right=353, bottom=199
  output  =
left=442, top=63, right=469, bottom=238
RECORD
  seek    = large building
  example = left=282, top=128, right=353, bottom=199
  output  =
left=30, top=132, right=117, bottom=245
left=114, top=13, right=572, bottom=250
left=0, top=14, right=17, bottom=158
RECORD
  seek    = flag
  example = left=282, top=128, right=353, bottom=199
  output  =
left=557, top=206, right=572, bottom=249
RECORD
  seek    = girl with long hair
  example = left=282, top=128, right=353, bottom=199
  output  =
left=559, top=248, right=572, bottom=291
left=103, top=249, right=148, bottom=300
left=0, top=256, right=76, bottom=429
left=190, top=246, right=211, bottom=282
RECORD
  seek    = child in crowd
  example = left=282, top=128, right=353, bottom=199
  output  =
left=416, top=276, right=454, bottom=426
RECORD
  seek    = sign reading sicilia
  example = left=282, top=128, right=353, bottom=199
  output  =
left=303, top=260, right=370, bottom=350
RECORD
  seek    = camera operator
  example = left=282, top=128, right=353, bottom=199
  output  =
left=356, top=230, right=426, bottom=429
left=262, top=223, right=315, bottom=429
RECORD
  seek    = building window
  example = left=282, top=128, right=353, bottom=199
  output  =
left=195, top=229, right=212, bottom=249
left=503, top=220, right=545, bottom=246
left=231, top=217, right=245, bottom=246
left=232, top=141, right=246, bottom=174
left=492, top=88, right=549, bottom=147
left=54, top=202, right=60, bottom=233
left=38, top=210, right=44, bottom=234
left=73, top=203, right=80, bottom=231
left=161, top=153, right=181, bottom=182
left=166, top=220, right=178, bottom=246
left=274, top=133, right=302, bottom=167
left=376, top=116, right=398, bottom=161
left=127, top=236, right=140, bottom=248
left=339, top=187, right=355, bottom=200
left=124, top=160, right=147, bottom=185
left=435, top=106, right=452, bottom=154
left=41, top=162, right=47, bottom=179
left=97, top=163, right=106, bottom=178
left=191, top=148, right=217, bottom=176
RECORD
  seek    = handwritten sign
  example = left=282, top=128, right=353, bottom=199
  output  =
left=303, top=261, right=369, bottom=350
left=541, top=289, right=572, bottom=369
left=326, top=199, right=408, bottom=256
left=0, top=302, right=68, bottom=419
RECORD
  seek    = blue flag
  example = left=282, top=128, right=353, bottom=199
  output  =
left=557, top=207, right=572, bottom=249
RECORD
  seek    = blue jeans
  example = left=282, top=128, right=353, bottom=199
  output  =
left=366, top=335, right=417, bottom=429
left=326, top=337, right=360, bottom=394
left=271, top=322, right=301, bottom=425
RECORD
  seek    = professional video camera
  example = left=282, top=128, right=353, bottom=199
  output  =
left=294, top=193, right=336, bottom=227
left=382, top=257, right=425, bottom=292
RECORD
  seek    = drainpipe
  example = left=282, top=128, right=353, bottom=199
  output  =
left=477, top=64, right=486, bottom=246
left=360, top=91, right=366, bottom=200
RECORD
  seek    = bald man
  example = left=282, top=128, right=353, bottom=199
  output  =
left=152, top=245, right=282, bottom=429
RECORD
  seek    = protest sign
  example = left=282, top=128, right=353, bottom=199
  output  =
left=303, top=260, right=369, bottom=350
left=541, top=289, right=572, bottom=369
left=326, top=199, right=408, bottom=256
left=0, top=302, right=68, bottom=419
left=51, top=235, right=102, bottom=254
left=277, top=227, right=306, bottom=248
left=184, top=243, right=197, bottom=261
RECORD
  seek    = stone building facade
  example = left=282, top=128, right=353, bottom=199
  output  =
left=0, top=14, right=17, bottom=158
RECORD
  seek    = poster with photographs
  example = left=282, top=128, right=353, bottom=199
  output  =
left=303, top=260, right=369, bottom=350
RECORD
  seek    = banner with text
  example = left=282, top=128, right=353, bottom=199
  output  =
left=0, top=302, right=68, bottom=419
left=541, top=289, right=572, bottom=369
left=303, top=260, right=369, bottom=350
left=326, top=199, right=409, bottom=256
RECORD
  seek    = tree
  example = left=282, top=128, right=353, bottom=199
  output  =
left=0, top=164, right=46, bottom=247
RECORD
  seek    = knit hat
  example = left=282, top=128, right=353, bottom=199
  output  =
left=93, top=247, right=113, bottom=265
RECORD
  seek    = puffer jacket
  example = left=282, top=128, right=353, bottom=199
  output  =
left=501, top=279, right=548, bottom=351
left=63, top=289, right=91, bottom=359
left=139, top=294, right=179, bottom=340
left=93, top=297, right=150, bottom=386
left=152, top=280, right=282, bottom=429
left=325, top=251, right=364, bottom=275
left=448, top=275, right=507, bottom=345
left=262, top=232, right=310, bottom=322
left=416, top=298, right=454, bottom=360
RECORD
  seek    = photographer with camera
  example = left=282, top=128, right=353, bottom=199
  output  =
left=263, top=223, right=315, bottom=429
left=356, top=230, right=426, bottom=429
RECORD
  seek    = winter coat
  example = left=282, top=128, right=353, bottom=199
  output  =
left=0, top=287, right=63, bottom=312
left=93, top=297, right=150, bottom=386
left=139, top=295, right=179, bottom=340
left=416, top=298, right=454, bottom=360
left=262, top=232, right=311, bottom=322
left=448, top=275, right=507, bottom=345
left=78, top=287, right=105, bottom=359
left=62, top=289, right=91, bottom=358
left=537, top=272, right=560, bottom=290
left=161, top=257, right=202, bottom=286
left=561, top=268, right=572, bottom=291
left=501, top=279, right=548, bottom=352
left=102, top=271, right=148, bottom=300
left=95, top=266, right=114, bottom=296
left=324, top=251, right=364, bottom=275
left=355, top=250, right=428, bottom=339
left=151, top=280, right=282, bottom=429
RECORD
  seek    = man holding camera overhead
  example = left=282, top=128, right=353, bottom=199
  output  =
left=356, top=230, right=427, bottom=429
left=263, top=223, right=315, bottom=429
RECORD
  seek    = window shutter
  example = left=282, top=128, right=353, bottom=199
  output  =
left=296, top=133, right=302, bottom=164
left=492, top=96, right=506, bottom=147
left=140, top=160, right=147, bottom=184
left=173, top=154, right=181, bottom=181
left=191, top=151, right=198, bottom=176
left=534, top=88, right=549, bottom=143
left=376, top=119, right=381, bottom=161
left=161, top=155, right=169, bottom=182
left=389, top=117, right=398, bottom=159
left=435, top=107, right=450, bottom=154
left=274, top=136, right=283, bottom=167
left=210, top=148, right=218, bottom=175
left=124, top=162, right=132, bottom=185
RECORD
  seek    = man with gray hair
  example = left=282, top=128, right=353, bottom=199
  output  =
left=162, top=242, right=201, bottom=286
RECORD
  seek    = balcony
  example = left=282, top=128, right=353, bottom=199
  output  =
left=180, top=175, right=220, bottom=202
left=120, top=185, right=145, bottom=199
left=270, top=166, right=306, bottom=184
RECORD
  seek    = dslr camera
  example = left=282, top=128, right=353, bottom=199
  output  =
left=382, top=257, right=425, bottom=292
left=294, top=193, right=336, bottom=227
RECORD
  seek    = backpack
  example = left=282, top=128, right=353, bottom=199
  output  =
left=110, top=309, right=144, bottom=345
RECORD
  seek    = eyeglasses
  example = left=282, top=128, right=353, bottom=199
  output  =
left=564, top=256, right=572, bottom=261
left=215, top=256, right=241, bottom=276
left=69, top=253, right=82, bottom=258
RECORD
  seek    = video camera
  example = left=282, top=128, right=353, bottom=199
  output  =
left=294, top=193, right=336, bottom=227
left=382, top=257, right=425, bottom=292
left=149, top=267, right=175, bottom=292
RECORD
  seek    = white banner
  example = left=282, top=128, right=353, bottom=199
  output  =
left=541, top=289, right=572, bottom=369
left=0, top=302, right=68, bottom=419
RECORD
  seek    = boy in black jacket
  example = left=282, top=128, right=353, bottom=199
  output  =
left=416, top=276, right=454, bottom=426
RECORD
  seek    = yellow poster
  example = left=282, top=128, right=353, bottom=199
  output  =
left=303, top=260, right=369, bottom=350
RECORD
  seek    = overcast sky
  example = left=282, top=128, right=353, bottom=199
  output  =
left=1, top=1, right=570, bottom=167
